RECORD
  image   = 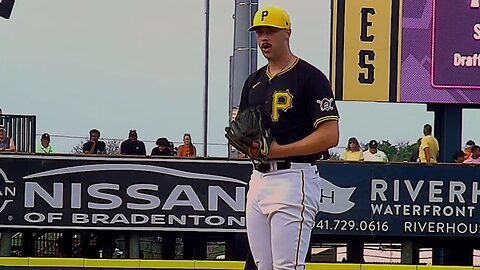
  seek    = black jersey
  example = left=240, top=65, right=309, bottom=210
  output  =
left=238, top=58, right=339, bottom=163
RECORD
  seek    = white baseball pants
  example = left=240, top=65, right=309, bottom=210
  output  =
left=246, top=163, right=321, bottom=270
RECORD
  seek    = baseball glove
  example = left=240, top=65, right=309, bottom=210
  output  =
left=225, top=107, right=273, bottom=163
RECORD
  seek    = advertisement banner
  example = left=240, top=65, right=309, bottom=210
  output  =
left=0, top=155, right=250, bottom=232
left=315, top=162, right=480, bottom=237
left=332, top=0, right=480, bottom=104
left=1, top=155, right=480, bottom=237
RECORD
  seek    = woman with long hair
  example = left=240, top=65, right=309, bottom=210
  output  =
left=341, top=137, right=363, bottom=161
left=177, top=133, right=196, bottom=157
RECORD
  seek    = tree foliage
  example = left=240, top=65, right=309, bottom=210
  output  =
left=377, top=140, right=418, bottom=162
left=333, top=140, right=419, bottom=162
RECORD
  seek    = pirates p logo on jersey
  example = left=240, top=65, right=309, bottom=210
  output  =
left=317, top=98, right=334, bottom=111
left=271, top=90, right=294, bottom=122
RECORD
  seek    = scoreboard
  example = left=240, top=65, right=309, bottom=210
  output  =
left=331, top=0, right=401, bottom=102
left=331, top=0, right=480, bottom=104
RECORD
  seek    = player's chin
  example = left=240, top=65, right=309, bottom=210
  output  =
left=261, top=50, right=273, bottom=59
left=263, top=54, right=275, bottom=61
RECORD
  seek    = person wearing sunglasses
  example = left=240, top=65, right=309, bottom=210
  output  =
left=341, top=137, right=363, bottom=161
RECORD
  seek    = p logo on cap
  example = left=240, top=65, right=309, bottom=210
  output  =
left=249, top=6, right=291, bottom=31
left=261, top=10, right=269, bottom=21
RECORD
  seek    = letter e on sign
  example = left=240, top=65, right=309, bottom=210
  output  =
left=330, top=0, right=400, bottom=102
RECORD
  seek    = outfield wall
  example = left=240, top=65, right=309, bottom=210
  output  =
left=0, top=258, right=476, bottom=270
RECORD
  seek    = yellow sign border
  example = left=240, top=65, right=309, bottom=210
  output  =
left=330, top=0, right=403, bottom=103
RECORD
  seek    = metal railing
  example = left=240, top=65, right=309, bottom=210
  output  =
left=0, top=113, right=36, bottom=153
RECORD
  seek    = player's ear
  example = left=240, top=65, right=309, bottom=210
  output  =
left=284, top=29, right=291, bottom=39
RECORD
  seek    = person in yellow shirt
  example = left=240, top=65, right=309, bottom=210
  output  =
left=341, top=137, right=364, bottom=161
left=419, top=124, right=439, bottom=164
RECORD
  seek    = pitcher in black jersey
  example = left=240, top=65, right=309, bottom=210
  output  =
left=240, top=6, right=339, bottom=270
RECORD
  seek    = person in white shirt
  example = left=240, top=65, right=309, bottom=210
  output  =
left=363, top=140, right=388, bottom=162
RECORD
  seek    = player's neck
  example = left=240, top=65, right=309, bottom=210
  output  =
left=268, top=51, right=295, bottom=75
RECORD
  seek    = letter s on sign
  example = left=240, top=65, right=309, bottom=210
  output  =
left=474, top=23, right=480, bottom=40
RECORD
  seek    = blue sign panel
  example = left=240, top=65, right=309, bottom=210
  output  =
left=315, top=162, right=480, bottom=237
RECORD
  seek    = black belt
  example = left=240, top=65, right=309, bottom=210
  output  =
left=255, top=161, right=315, bottom=173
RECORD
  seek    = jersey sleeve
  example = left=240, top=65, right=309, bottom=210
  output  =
left=305, top=71, right=339, bottom=128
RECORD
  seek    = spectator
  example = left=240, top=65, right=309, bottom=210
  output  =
left=363, top=140, right=388, bottom=162
left=120, top=130, right=146, bottom=155
left=151, top=137, right=173, bottom=156
left=177, top=133, right=196, bottom=157
left=36, top=133, right=54, bottom=153
left=452, top=150, right=467, bottom=163
left=419, top=124, right=439, bottom=164
left=463, top=145, right=480, bottom=164
left=463, top=140, right=475, bottom=159
left=83, top=129, right=106, bottom=154
left=0, top=127, right=15, bottom=152
left=341, top=137, right=363, bottom=161
left=410, top=138, right=422, bottom=162
left=169, top=141, right=177, bottom=156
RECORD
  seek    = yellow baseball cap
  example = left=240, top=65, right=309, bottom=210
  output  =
left=249, top=6, right=291, bottom=31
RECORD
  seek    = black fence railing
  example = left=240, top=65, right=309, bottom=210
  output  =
left=0, top=113, right=36, bottom=153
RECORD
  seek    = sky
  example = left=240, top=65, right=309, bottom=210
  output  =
left=1, top=0, right=479, bottom=156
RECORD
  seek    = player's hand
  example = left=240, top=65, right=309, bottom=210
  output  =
left=249, top=142, right=260, bottom=158
left=249, top=140, right=280, bottom=159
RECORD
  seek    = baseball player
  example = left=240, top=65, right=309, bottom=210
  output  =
left=238, top=6, right=340, bottom=270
